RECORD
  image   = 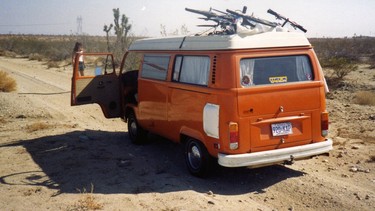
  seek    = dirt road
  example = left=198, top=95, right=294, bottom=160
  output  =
left=0, top=57, right=374, bottom=210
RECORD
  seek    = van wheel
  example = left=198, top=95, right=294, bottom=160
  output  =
left=184, top=138, right=212, bottom=177
left=127, top=112, right=147, bottom=144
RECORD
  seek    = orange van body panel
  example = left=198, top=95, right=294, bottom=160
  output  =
left=130, top=46, right=328, bottom=158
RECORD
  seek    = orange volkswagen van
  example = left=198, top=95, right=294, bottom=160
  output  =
left=71, top=31, right=332, bottom=177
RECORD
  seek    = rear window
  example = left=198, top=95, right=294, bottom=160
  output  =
left=240, top=55, right=313, bottom=87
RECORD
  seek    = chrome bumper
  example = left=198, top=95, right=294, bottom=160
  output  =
left=218, top=139, right=333, bottom=168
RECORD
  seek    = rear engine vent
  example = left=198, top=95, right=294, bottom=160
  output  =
left=212, top=56, right=217, bottom=84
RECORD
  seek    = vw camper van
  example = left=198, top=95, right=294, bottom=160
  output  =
left=71, top=31, right=332, bottom=177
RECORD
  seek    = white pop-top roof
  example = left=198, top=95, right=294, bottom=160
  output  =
left=129, top=32, right=311, bottom=51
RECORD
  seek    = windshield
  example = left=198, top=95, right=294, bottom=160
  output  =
left=240, top=55, right=313, bottom=87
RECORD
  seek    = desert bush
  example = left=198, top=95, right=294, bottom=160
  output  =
left=0, top=34, right=139, bottom=68
left=46, top=47, right=71, bottom=61
left=310, top=37, right=375, bottom=64
left=46, top=61, right=60, bottom=69
left=0, top=50, right=17, bottom=58
left=324, top=57, right=358, bottom=79
left=353, top=91, right=375, bottom=106
left=0, top=70, right=17, bottom=92
left=0, top=35, right=110, bottom=62
left=28, top=53, right=43, bottom=61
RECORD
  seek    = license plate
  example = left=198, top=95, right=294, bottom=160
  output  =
left=271, top=122, right=293, bottom=136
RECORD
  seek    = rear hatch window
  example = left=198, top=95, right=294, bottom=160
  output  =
left=240, top=55, right=313, bottom=87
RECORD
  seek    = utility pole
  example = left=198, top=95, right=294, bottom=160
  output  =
left=76, top=15, right=87, bottom=51
left=77, top=16, right=83, bottom=35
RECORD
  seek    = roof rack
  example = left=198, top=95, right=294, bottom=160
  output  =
left=185, top=6, right=307, bottom=36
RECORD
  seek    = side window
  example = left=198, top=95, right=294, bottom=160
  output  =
left=173, top=56, right=210, bottom=86
left=141, top=54, right=170, bottom=80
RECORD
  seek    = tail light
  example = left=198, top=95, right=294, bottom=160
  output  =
left=229, top=122, right=239, bottom=150
left=321, top=112, right=329, bottom=137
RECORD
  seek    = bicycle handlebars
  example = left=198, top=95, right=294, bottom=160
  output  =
left=267, top=9, right=307, bottom=33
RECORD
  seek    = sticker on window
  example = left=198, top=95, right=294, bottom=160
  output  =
left=241, top=75, right=252, bottom=86
left=269, top=76, right=287, bottom=84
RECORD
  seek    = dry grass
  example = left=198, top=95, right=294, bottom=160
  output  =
left=353, top=91, right=375, bottom=106
left=0, top=70, right=17, bottom=92
left=68, top=184, right=103, bottom=211
left=26, top=122, right=51, bottom=133
left=74, top=195, right=103, bottom=211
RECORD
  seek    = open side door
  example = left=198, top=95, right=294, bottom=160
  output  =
left=71, top=53, right=122, bottom=118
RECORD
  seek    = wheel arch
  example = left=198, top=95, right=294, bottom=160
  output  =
left=179, top=126, right=206, bottom=145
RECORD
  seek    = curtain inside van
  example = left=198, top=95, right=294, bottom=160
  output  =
left=179, top=56, right=210, bottom=86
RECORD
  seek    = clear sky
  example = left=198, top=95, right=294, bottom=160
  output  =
left=1, top=0, right=374, bottom=38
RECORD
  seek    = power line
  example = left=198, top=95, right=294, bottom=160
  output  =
left=0, top=23, right=69, bottom=27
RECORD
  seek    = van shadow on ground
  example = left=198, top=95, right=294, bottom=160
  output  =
left=0, top=130, right=304, bottom=195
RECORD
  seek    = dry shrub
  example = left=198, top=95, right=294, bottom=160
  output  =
left=0, top=50, right=17, bottom=58
left=69, top=184, right=103, bottom=211
left=325, top=57, right=358, bottom=79
left=353, top=91, right=375, bottom=106
left=0, top=70, right=17, bottom=92
left=26, top=122, right=51, bottom=132
left=29, top=53, right=43, bottom=61
left=46, top=61, right=59, bottom=69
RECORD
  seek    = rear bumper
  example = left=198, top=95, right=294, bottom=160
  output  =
left=218, top=139, right=333, bottom=168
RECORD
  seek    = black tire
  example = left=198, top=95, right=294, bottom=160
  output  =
left=184, top=138, right=213, bottom=177
left=127, top=111, right=147, bottom=144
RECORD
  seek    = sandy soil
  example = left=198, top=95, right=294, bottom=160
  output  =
left=0, top=56, right=374, bottom=211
